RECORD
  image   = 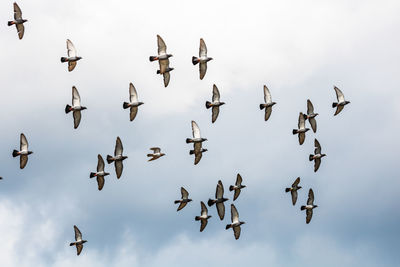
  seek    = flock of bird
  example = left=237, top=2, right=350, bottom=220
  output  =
left=6, top=2, right=352, bottom=256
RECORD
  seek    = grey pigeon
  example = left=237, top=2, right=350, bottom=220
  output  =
left=65, top=86, right=87, bottom=129
left=301, top=189, right=318, bottom=224
left=229, top=174, right=246, bottom=201
left=192, top=38, right=213, bottom=80
left=7, top=3, right=27, bottom=40
left=225, top=204, right=245, bottom=240
left=150, top=35, right=174, bottom=87
left=189, top=142, right=208, bottom=165
left=285, top=177, right=302, bottom=205
left=309, top=139, right=326, bottom=172
left=12, top=133, right=33, bottom=169
left=292, top=112, right=310, bottom=145
left=60, top=39, right=82, bottom=72
left=106, top=137, right=128, bottom=179
left=195, top=201, right=212, bottom=232
left=259, top=85, right=276, bottom=121
left=69, top=225, right=87, bottom=256
left=208, top=180, right=229, bottom=220
left=332, top=86, right=350, bottom=116
left=205, top=84, right=225, bottom=123
left=122, top=83, right=144, bottom=121
left=186, top=121, right=207, bottom=144
left=147, top=147, right=165, bottom=161
left=90, top=155, right=110, bottom=191
left=304, top=99, right=318, bottom=133
left=174, top=187, right=192, bottom=211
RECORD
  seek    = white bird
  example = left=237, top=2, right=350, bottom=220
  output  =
left=174, top=187, right=192, bottom=211
left=65, top=86, right=87, bottom=129
left=90, top=155, right=110, bottom=191
left=192, top=38, right=213, bottom=80
left=301, top=188, right=318, bottom=224
left=225, top=204, right=245, bottom=240
left=332, top=86, right=350, bottom=116
left=12, top=133, right=33, bottom=169
left=122, top=83, right=144, bottom=121
left=106, top=137, right=128, bottom=179
left=259, top=85, right=276, bottom=121
left=195, top=201, right=212, bottom=232
left=208, top=180, right=229, bottom=220
left=304, top=99, right=318, bottom=133
left=292, top=112, right=310, bottom=145
left=229, top=174, right=246, bottom=201
left=205, top=84, right=225, bottom=123
left=285, top=177, right=302, bottom=206
left=60, top=39, right=82, bottom=72
left=147, top=147, right=165, bottom=161
left=150, top=35, right=174, bottom=87
left=309, top=139, right=326, bottom=172
left=7, top=3, right=27, bottom=40
left=69, top=225, right=87, bottom=256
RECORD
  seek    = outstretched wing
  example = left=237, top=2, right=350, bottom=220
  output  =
left=76, top=244, right=83, bottom=256
left=298, top=112, right=305, bottom=129
left=334, top=86, right=345, bottom=102
left=307, top=189, right=314, bottom=205
left=157, top=35, right=167, bottom=55
left=130, top=107, right=138, bottom=121
left=309, top=117, right=317, bottom=133
left=264, top=106, right=272, bottom=121
left=199, top=38, right=207, bottom=57
left=200, top=201, right=208, bottom=216
left=212, top=84, right=220, bottom=102
left=163, top=72, right=170, bottom=87
left=314, top=158, right=321, bottom=172
left=115, top=160, right=123, bottom=179
left=199, top=62, right=207, bottom=80
left=129, top=83, right=138, bottom=103
left=211, top=106, right=219, bottom=123
left=14, top=3, right=22, bottom=20
left=291, top=190, right=298, bottom=205
left=97, top=154, right=104, bottom=172
left=233, top=226, right=241, bottom=240
left=97, top=176, right=105, bottom=191
left=298, top=132, right=305, bottom=145
left=194, top=150, right=203, bottom=165
left=306, top=209, right=313, bottom=224
left=67, top=39, right=77, bottom=58
left=307, top=99, right=314, bottom=115
left=68, top=61, right=77, bottom=72
left=236, top=174, right=243, bottom=186
left=20, top=155, right=28, bottom=169
left=73, top=111, right=81, bottom=129
left=191, top=120, right=201, bottom=138
left=216, top=202, right=225, bottom=220
left=74, top=225, right=82, bottom=241
left=114, top=137, right=123, bottom=157
left=16, top=24, right=24, bottom=40
left=72, top=86, right=81, bottom=106
left=292, top=177, right=300, bottom=187
left=334, top=105, right=344, bottom=116
left=231, top=204, right=239, bottom=223
left=181, top=187, right=189, bottom=199
left=200, top=219, right=208, bottom=232
left=216, top=180, right=224, bottom=199
left=177, top=202, right=187, bottom=211
left=20, top=133, right=28, bottom=151
left=263, top=85, right=272, bottom=103
left=233, top=189, right=241, bottom=201
left=314, top=139, right=321, bottom=154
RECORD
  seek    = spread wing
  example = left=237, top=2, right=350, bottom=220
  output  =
left=73, top=111, right=81, bottom=129
left=334, top=86, right=345, bottom=102
left=200, top=219, right=208, bottom=232
left=231, top=204, right=239, bottom=223
left=211, top=106, right=219, bottom=123
left=115, top=160, right=123, bottom=179
left=291, top=190, right=298, bottom=205
left=306, top=209, right=313, bottom=224
left=67, top=39, right=77, bottom=58
left=314, top=158, right=321, bottom=172
left=129, top=83, right=138, bottom=103
left=298, top=112, right=305, bottom=129
left=157, top=35, right=167, bottom=55
left=334, top=105, right=344, bottom=116
left=20, top=155, right=28, bottom=169
left=216, top=202, right=225, bottom=220
left=76, top=244, right=83, bottom=256
left=263, top=85, right=272, bottom=103
left=216, top=180, right=224, bottom=199
left=191, top=120, right=201, bottom=138
left=129, top=107, right=138, bottom=121
left=314, top=139, right=321, bottom=154
left=200, top=201, right=208, bottom=216
left=68, top=61, right=77, bottom=72
left=14, top=3, right=22, bottom=20
left=233, top=226, right=241, bottom=240
left=292, top=177, right=300, bottom=187
left=212, top=84, right=220, bottom=102
left=307, top=189, right=314, bottom=205
left=177, top=202, right=187, bottom=211
left=163, top=72, right=170, bottom=87
left=264, top=106, right=272, bottom=121
left=199, top=62, right=207, bottom=80
left=20, top=133, right=28, bottom=151
left=72, top=86, right=81, bottom=106
left=194, top=151, right=202, bottom=165
left=233, top=189, right=241, bottom=201
left=74, top=225, right=82, bottom=241
left=150, top=147, right=161, bottom=153
left=307, top=99, right=314, bottom=114
left=114, top=137, right=123, bottom=156
left=199, top=38, right=207, bottom=57
left=16, top=24, right=24, bottom=40
left=309, top=117, right=317, bottom=133
left=97, top=176, right=105, bottom=191
left=97, top=154, right=104, bottom=172
left=236, top=174, right=243, bottom=186
left=181, top=187, right=189, bottom=199
left=298, top=132, right=305, bottom=145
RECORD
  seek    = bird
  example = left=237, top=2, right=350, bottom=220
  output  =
left=107, top=137, right=128, bottom=179
left=304, top=99, right=318, bottom=133
left=205, top=84, right=225, bottom=123
left=122, top=83, right=144, bottom=121
left=195, top=201, right=212, bottom=232
left=60, top=39, right=82, bottom=72
left=229, top=173, right=246, bottom=201
left=285, top=177, right=302, bottom=205
left=192, top=38, right=213, bottom=80
left=12, top=133, right=33, bottom=169
left=292, top=112, right=310, bottom=145
left=90, top=155, right=110, bottom=191
left=174, top=187, right=192, bottom=211
left=309, top=139, right=326, bottom=172
left=69, top=225, right=87, bottom=256
left=225, top=204, right=245, bottom=240
left=7, top=2, right=27, bottom=40
left=301, top=188, right=318, bottom=224
left=186, top=121, right=207, bottom=144
left=65, top=86, right=87, bottom=129
left=332, top=86, right=350, bottom=116
left=147, top=147, right=165, bottom=161
left=149, top=35, right=173, bottom=87
left=208, top=180, right=229, bottom=220
left=259, top=85, right=276, bottom=121
left=189, top=143, right=208, bottom=165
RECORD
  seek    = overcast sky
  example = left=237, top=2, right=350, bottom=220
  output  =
left=1, top=0, right=399, bottom=266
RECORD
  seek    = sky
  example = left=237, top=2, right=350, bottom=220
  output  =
left=1, top=0, right=400, bottom=266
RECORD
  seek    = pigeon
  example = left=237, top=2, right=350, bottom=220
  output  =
left=205, top=84, right=225, bottom=123
left=195, top=201, right=212, bottom=232
left=304, top=99, right=318, bottom=133
left=189, top=143, right=208, bottom=165
left=309, top=139, right=326, bottom=172
left=7, top=3, right=27, bottom=40
left=150, top=35, right=174, bottom=87
left=292, top=112, right=310, bottom=145
left=147, top=147, right=165, bottom=161
left=259, top=85, right=276, bottom=121
left=208, top=180, right=229, bottom=220
left=285, top=177, right=302, bottom=205
left=225, top=204, right=245, bottom=240
left=122, top=83, right=144, bottom=121
left=192, top=38, right=213, bottom=80
left=12, top=133, right=33, bottom=169
left=60, top=39, right=82, bottom=72
left=65, top=86, right=87, bottom=129
left=69, top=225, right=87, bottom=256
left=186, top=121, right=207, bottom=144
left=90, top=155, right=110, bottom=191
left=174, top=187, right=192, bottom=211
left=106, top=137, right=128, bottom=179
left=332, top=86, right=350, bottom=116
left=301, top=188, right=318, bottom=224
left=229, top=173, right=246, bottom=201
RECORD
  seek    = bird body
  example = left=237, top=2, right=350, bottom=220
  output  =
left=301, top=189, right=318, bottom=224
left=195, top=201, right=211, bottom=232
left=12, top=133, right=32, bottom=169
left=260, top=85, right=276, bottom=121
left=90, top=155, right=110, bottom=191
left=174, top=187, right=192, bottom=211
left=309, top=139, right=326, bottom=172
left=147, top=147, right=165, bottom=161
left=192, top=38, right=213, bottom=79
left=225, top=204, right=245, bottom=240
left=332, top=86, right=350, bottom=115
left=208, top=180, right=228, bottom=220
left=122, top=83, right=144, bottom=121
left=205, top=84, right=225, bottom=123
left=293, top=112, right=310, bottom=145
left=61, top=39, right=82, bottom=71
left=106, top=137, right=127, bottom=178
left=150, top=35, right=173, bottom=87
left=304, top=99, right=318, bottom=132
left=229, top=174, right=246, bottom=201
left=285, top=177, right=302, bottom=205
left=65, top=86, right=86, bottom=129
left=70, top=225, right=87, bottom=255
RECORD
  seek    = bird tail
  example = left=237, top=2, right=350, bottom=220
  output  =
left=65, top=104, right=72, bottom=114
left=12, top=150, right=19, bottom=157
left=106, top=155, right=114, bottom=164
left=229, top=185, right=234, bottom=191
left=205, top=101, right=212, bottom=109
left=192, top=56, right=199, bottom=65
left=123, top=102, right=130, bottom=109
left=149, top=56, right=158, bottom=62
left=8, top=21, right=14, bottom=26
left=285, top=188, right=291, bottom=193
left=195, top=216, right=201, bottom=221
left=292, top=129, right=298, bottom=135
left=60, top=57, right=68, bottom=63
left=259, top=104, right=265, bottom=110
left=225, top=224, right=232, bottom=230
left=174, top=200, right=180, bottom=204
left=207, top=199, right=215, bottom=206
left=186, top=138, right=192, bottom=144
left=332, top=102, right=338, bottom=108
left=69, top=242, right=75, bottom=246
left=309, top=154, right=314, bottom=161
left=300, top=206, right=306, bottom=210
left=90, top=172, right=96, bottom=178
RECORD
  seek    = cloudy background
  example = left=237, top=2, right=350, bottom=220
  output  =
left=1, top=0, right=399, bottom=266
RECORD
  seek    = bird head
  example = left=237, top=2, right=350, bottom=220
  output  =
left=167, top=67, right=174, bottom=72
left=82, top=240, right=88, bottom=244
left=202, top=149, right=208, bottom=153
left=160, top=153, right=166, bottom=157
left=208, top=57, right=213, bottom=62
left=23, top=19, right=28, bottom=23
left=220, top=102, right=226, bottom=106
left=138, top=102, right=144, bottom=106
left=223, top=198, right=229, bottom=202
left=313, top=205, right=318, bottom=208
left=305, top=128, right=311, bottom=132
left=345, top=101, right=351, bottom=104
left=77, top=57, right=82, bottom=60
left=80, top=106, right=87, bottom=110
left=202, top=138, right=208, bottom=142
left=207, top=215, right=212, bottom=219
left=122, top=156, right=128, bottom=160
left=104, top=172, right=110, bottom=176
left=240, top=221, right=246, bottom=226
left=315, top=113, right=319, bottom=116
left=188, top=199, right=193, bottom=202
left=321, top=154, right=327, bottom=158
left=167, top=54, right=173, bottom=58
left=28, top=151, right=33, bottom=155
left=298, top=186, right=302, bottom=190
left=241, top=185, right=247, bottom=188
left=271, top=102, right=277, bottom=106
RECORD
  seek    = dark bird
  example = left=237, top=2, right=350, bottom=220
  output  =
left=122, top=83, right=144, bottom=121
left=174, top=187, right=192, bottom=211
left=195, top=201, right=212, bottom=232
left=69, top=225, right=87, bottom=256
left=107, top=137, right=127, bottom=179
left=8, top=2, right=27, bottom=40
left=226, top=204, right=245, bottom=240
left=301, top=188, right=318, bottom=224
left=150, top=35, right=173, bottom=87
left=90, top=155, right=110, bottom=191
left=304, top=99, right=318, bottom=133
left=205, top=84, right=225, bottom=123
left=309, top=139, right=326, bottom=172
left=208, top=180, right=229, bottom=220
left=186, top=121, right=207, bottom=144
left=229, top=173, right=246, bottom=201
left=332, top=86, right=350, bottom=116
left=259, top=85, right=276, bottom=121
left=189, top=143, right=208, bottom=165
left=65, top=86, right=87, bottom=129
left=12, top=133, right=33, bottom=169
left=292, top=112, right=310, bottom=145
left=285, top=177, right=302, bottom=205
left=192, top=38, right=213, bottom=80
left=147, top=147, right=165, bottom=161
left=60, top=39, right=82, bottom=72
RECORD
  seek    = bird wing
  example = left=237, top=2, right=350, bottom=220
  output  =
left=291, top=190, right=298, bottom=205
left=72, top=86, right=81, bottom=106
left=150, top=147, right=161, bottom=153
left=114, top=137, right=123, bottom=156
left=199, top=38, right=207, bottom=57
left=307, top=99, right=314, bottom=115
left=199, top=62, right=207, bottom=80
left=264, top=106, right=272, bottom=121
left=212, top=84, right=220, bottom=102
left=298, top=132, right=305, bottom=145
left=16, top=24, right=24, bottom=40
left=97, top=154, right=104, bottom=172
left=263, top=85, right=272, bottom=103
left=129, top=83, right=138, bottom=103
left=200, top=218, right=208, bottom=232
left=191, top=120, right=201, bottom=138
left=211, top=106, right=219, bottom=123
left=68, top=61, right=77, bottom=72
left=314, top=139, right=321, bottom=154
left=309, top=117, right=317, bottom=133
left=74, top=225, right=82, bottom=241
left=298, top=112, right=305, bottom=129
left=216, top=202, right=225, bottom=220
left=181, top=187, right=189, bottom=199
left=129, top=107, right=138, bottom=121
left=236, top=174, right=243, bottom=186
left=314, top=158, right=321, bottom=172
left=115, top=160, right=123, bottom=179
left=307, top=189, right=314, bottom=205
left=163, top=72, right=170, bottom=87
left=67, top=39, right=77, bottom=58
left=194, top=150, right=203, bottom=165
left=14, top=3, right=22, bottom=20
left=20, top=155, right=28, bottom=169
left=334, top=105, right=344, bottom=116
left=76, top=244, right=83, bottom=256
left=292, top=177, right=300, bottom=187
left=177, top=202, right=187, bottom=211
left=20, top=133, right=28, bottom=151
left=200, top=201, right=208, bottom=216
left=231, top=204, right=239, bottom=223
left=97, top=176, right=105, bottom=191
left=157, top=35, right=167, bottom=55
left=73, top=110, right=81, bottom=129
left=233, top=189, right=241, bottom=201
left=216, top=180, right=224, bottom=199
left=334, top=86, right=345, bottom=102
left=233, top=225, right=241, bottom=240
left=306, top=209, right=313, bottom=224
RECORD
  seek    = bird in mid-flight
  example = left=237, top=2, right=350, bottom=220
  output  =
left=107, top=137, right=128, bottom=179
left=332, top=86, right=350, bottom=116
left=309, top=139, right=326, bottom=172
left=186, top=121, right=207, bottom=144
left=229, top=173, right=246, bottom=201
left=205, top=84, right=225, bottom=123
left=226, top=204, right=245, bottom=240
left=174, top=187, right=192, bottom=211
left=259, top=85, right=276, bottom=121
left=8, top=2, right=27, bottom=40
left=189, top=143, right=208, bottom=165
left=285, top=177, right=302, bottom=206
left=192, top=38, right=213, bottom=80
left=293, top=112, right=310, bottom=145
left=90, top=155, right=110, bottom=191
left=60, top=39, right=82, bottom=72
left=195, top=201, right=212, bottom=232
left=69, top=225, right=87, bottom=256
left=150, top=35, right=173, bottom=87
left=304, top=99, right=318, bottom=133
left=12, top=133, right=33, bottom=169
left=147, top=147, right=165, bottom=161
left=65, top=86, right=86, bottom=129
left=301, top=188, right=318, bottom=224
left=123, top=83, right=144, bottom=121
left=208, top=180, right=229, bottom=220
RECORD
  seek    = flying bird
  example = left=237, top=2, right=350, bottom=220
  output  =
left=192, top=38, right=213, bottom=80
left=225, top=204, right=245, bottom=240
left=205, top=84, right=225, bottom=123
left=259, top=85, right=276, bottom=121
left=189, top=143, right=208, bottom=165
left=65, top=86, right=87, bottom=129
left=186, top=121, right=207, bottom=144
left=90, top=155, right=110, bottom=191
left=285, top=177, right=302, bottom=205
left=60, top=39, right=82, bottom=72
left=332, top=86, right=350, bottom=116
left=309, top=139, right=326, bottom=172
left=122, top=83, right=144, bottom=121
left=12, top=133, right=33, bottom=169
left=301, top=188, right=318, bottom=224
left=304, top=99, right=318, bottom=133
left=7, top=2, right=27, bottom=40
left=174, top=187, right=192, bottom=211
left=292, top=112, right=310, bottom=145
left=229, top=174, right=246, bottom=201
left=195, top=201, right=212, bottom=232
left=150, top=35, right=174, bottom=87
left=69, top=225, right=87, bottom=256
left=147, top=147, right=165, bottom=161
left=107, top=137, right=128, bottom=179
left=208, top=180, right=229, bottom=220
